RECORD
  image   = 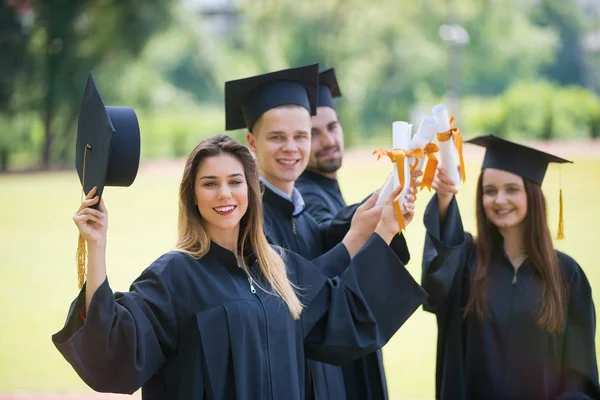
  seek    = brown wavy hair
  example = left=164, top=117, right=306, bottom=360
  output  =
left=176, top=134, right=303, bottom=319
left=464, top=171, right=567, bottom=332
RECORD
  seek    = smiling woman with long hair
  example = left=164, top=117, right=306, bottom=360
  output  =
left=52, top=134, right=427, bottom=399
left=421, top=135, right=599, bottom=400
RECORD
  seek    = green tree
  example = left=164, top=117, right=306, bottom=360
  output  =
left=2, top=0, right=175, bottom=169
left=0, top=2, right=37, bottom=170
left=534, top=0, right=589, bottom=86
left=225, top=0, right=557, bottom=142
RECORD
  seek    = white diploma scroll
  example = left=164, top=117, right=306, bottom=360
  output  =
left=432, top=104, right=461, bottom=188
left=408, top=116, right=438, bottom=173
left=376, top=121, right=412, bottom=211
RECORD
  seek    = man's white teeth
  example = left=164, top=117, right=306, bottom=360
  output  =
left=215, top=206, right=234, bottom=212
left=279, top=160, right=296, bottom=165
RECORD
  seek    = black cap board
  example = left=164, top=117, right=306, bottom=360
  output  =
left=75, top=72, right=141, bottom=204
left=466, top=134, right=571, bottom=186
left=317, top=68, right=341, bottom=109
left=224, top=63, right=319, bottom=132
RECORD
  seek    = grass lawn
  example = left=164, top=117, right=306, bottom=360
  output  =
left=1, top=149, right=598, bottom=399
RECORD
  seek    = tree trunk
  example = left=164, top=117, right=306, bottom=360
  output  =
left=41, top=7, right=59, bottom=170
left=0, top=147, right=9, bottom=172
left=42, top=106, right=53, bottom=169
left=542, top=107, right=554, bottom=140
left=591, top=118, right=599, bottom=139
left=55, top=105, right=79, bottom=164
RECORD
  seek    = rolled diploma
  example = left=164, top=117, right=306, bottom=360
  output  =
left=376, top=121, right=412, bottom=211
left=433, top=104, right=461, bottom=188
left=408, top=116, right=438, bottom=173
left=376, top=173, right=395, bottom=207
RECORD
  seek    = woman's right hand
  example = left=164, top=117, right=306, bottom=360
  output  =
left=73, top=186, right=108, bottom=246
left=342, top=192, right=383, bottom=257
left=432, top=167, right=458, bottom=222
left=432, top=167, right=458, bottom=199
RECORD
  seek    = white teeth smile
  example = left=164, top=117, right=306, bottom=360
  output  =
left=278, top=160, right=297, bottom=165
left=214, top=206, right=235, bottom=212
left=495, top=209, right=513, bottom=215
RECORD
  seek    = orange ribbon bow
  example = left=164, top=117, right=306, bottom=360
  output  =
left=436, top=116, right=466, bottom=184
left=373, top=147, right=425, bottom=232
left=419, top=143, right=440, bottom=191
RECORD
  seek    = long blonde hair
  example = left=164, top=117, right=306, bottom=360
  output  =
left=176, top=134, right=303, bottom=319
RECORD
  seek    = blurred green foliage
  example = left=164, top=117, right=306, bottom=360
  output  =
left=0, top=0, right=599, bottom=171
left=462, top=81, right=600, bottom=141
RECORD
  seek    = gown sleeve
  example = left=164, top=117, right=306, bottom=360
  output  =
left=292, top=233, right=428, bottom=366
left=51, top=254, right=181, bottom=394
left=422, top=194, right=474, bottom=313
left=322, top=199, right=411, bottom=266
left=554, top=256, right=600, bottom=400
left=302, top=187, right=337, bottom=226
left=320, top=202, right=360, bottom=251
left=311, top=242, right=352, bottom=278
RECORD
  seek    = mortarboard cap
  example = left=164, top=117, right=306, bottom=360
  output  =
left=76, top=72, right=141, bottom=203
left=466, top=134, right=571, bottom=186
left=317, top=68, right=342, bottom=109
left=466, top=134, right=572, bottom=239
left=75, top=72, right=141, bottom=289
left=224, top=63, right=319, bottom=132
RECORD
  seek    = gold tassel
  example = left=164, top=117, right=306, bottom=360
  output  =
left=76, top=143, right=91, bottom=288
left=556, top=189, right=565, bottom=240
left=77, top=234, right=87, bottom=288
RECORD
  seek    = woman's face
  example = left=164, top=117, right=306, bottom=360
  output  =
left=194, top=153, right=249, bottom=241
left=481, top=168, right=528, bottom=231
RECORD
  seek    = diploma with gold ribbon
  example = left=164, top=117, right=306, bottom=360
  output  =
left=374, top=121, right=426, bottom=231
left=409, top=117, right=439, bottom=191
left=375, top=121, right=412, bottom=208
left=432, top=104, right=466, bottom=188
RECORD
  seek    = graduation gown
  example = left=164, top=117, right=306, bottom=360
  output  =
left=296, top=171, right=394, bottom=400
left=261, top=184, right=348, bottom=274
left=261, top=185, right=418, bottom=399
left=296, top=170, right=346, bottom=225
left=422, top=194, right=600, bottom=400
left=53, top=235, right=427, bottom=400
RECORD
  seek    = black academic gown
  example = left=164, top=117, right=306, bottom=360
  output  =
left=422, top=194, right=600, bottom=400
left=262, top=184, right=353, bottom=399
left=53, top=236, right=427, bottom=400
left=296, top=170, right=393, bottom=400
left=296, top=171, right=346, bottom=226
left=261, top=185, right=419, bottom=399
left=261, top=184, right=350, bottom=276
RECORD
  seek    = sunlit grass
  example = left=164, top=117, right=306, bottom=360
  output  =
left=1, top=151, right=598, bottom=399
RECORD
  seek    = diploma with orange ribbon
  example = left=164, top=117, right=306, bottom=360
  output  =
left=432, top=104, right=466, bottom=188
left=375, top=121, right=412, bottom=208
left=408, top=117, right=439, bottom=191
left=374, top=121, right=428, bottom=231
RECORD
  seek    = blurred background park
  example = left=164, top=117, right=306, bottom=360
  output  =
left=1, top=0, right=599, bottom=399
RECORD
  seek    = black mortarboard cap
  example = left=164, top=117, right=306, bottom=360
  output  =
left=466, top=135, right=571, bottom=186
left=467, top=134, right=572, bottom=239
left=76, top=72, right=141, bottom=204
left=75, top=72, right=141, bottom=289
left=224, top=63, right=319, bottom=132
left=317, top=68, right=341, bottom=109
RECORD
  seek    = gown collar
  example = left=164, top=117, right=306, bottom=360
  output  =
left=208, top=241, right=258, bottom=271
left=260, top=177, right=305, bottom=216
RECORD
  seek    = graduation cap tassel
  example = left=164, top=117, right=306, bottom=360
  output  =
left=76, top=144, right=91, bottom=289
left=556, top=188, right=565, bottom=240
left=556, top=164, right=565, bottom=240
left=77, top=234, right=87, bottom=289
